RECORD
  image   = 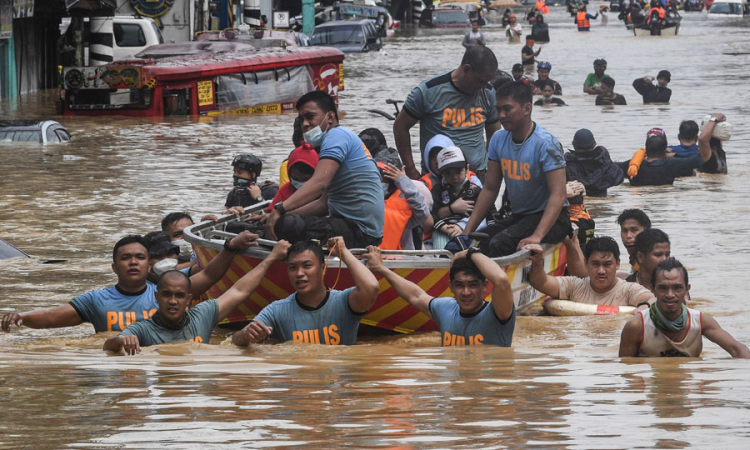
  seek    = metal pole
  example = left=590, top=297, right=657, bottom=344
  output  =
left=302, top=0, right=314, bottom=36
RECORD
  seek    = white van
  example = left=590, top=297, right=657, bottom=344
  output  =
left=708, top=0, right=747, bottom=17
left=61, top=16, right=164, bottom=62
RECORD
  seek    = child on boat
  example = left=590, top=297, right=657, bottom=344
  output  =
left=430, top=147, right=494, bottom=250
left=225, top=154, right=278, bottom=209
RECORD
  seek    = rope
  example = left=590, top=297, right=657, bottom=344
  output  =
left=322, top=240, right=342, bottom=292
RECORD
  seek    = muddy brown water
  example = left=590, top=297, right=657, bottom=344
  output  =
left=1, top=7, right=750, bottom=448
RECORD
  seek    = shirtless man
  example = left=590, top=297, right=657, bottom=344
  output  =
left=619, top=258, right=750, bottom=358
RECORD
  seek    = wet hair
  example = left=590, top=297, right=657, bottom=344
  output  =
left=652, top=257, right=688, bottom=288
left=112, top=235, right=148, bottom=262
left=584, top=236, right=620, bottom=261
left=449, top=258, right=486, bottom=283
left=156, top=269, right=192, bottom=293
left=292, top=115, right=303, bottom=148
left=601, top=77, right=615, bottom=88
left=296, top=90, right=340, bottom=122
left=144, top=230, right=170, bottom=247
left=161, top=212, right=193, bottom=232
left=678, top=120, right=699, bottom=142
left=359, top=128, right=387, bottom=147
left=617, top=209, right=652, bottom=229
left=538, top=79, right=555, bottom=91
left=645, top=135, right=668, bottom=158
left=461, top=45, right=499, bottom=76
left=495, top=80, right=533, bottom=106
left=287, top=240, right=324, bottom=265
left=490, top=70, right=514, bottom=91
left=634, top=228, right=670, bottom=257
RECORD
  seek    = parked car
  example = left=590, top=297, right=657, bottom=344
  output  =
left=707, top=0, right=747, bottom=15
left=0, top=120, right=71, bottom=144
left=310, top=19, right=383, bottom=53
left=419, top=7, right=471, bottom=28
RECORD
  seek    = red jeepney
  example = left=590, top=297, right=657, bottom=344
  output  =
left=59, top=41, right=345, bottom=117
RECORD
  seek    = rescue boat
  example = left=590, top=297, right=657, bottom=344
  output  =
left=183, top=203, right=568, bottom=333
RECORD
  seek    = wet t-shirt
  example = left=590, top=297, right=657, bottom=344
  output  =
left=429, top=297, right=515, bottom=346
left=557, top=277, right=651, bottom=307
left=69, top=283, right=158, bottom=332
left=403, top=72, right=498, bottom=171
left=320, top=127, right=384, bottom=238
left=584, top=73, right=610, bottom=90
left=487, top=123, right=567, bottom=215
left=253, top=288, right=364, bottom=345
left=119, top=299, right=219, bottom=346
left=623, top=154, right=705, bottom=186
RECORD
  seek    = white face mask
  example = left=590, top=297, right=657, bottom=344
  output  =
left=302, top=113, right=331, bottom=147
left=290, top=179, right=306, bottom=190
left=152, top=258, right=179, bottom=277
left=171, top=239, right=193, bottom=260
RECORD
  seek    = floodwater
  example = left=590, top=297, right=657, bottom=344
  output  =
left=2, top=6, right=750, bottom=448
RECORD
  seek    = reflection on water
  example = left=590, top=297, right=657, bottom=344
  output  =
left=2, top=8, right=750, bottom=448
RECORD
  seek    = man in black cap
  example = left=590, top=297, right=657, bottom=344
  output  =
left=632, top=70, right=672, bottom=104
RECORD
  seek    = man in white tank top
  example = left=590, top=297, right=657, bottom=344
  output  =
left=619, top=258, right=750, bottom=358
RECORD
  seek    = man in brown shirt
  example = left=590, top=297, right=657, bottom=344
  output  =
left=525, top=236, right=654, bottom=307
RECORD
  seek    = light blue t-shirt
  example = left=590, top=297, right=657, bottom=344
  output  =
left=120, top=299, right=218, bottom=346
left=253, top=288, right=364, bottom=345
left=404, top=72, right=498, bottom=172
left=69, top=283, right=158, bottom=333
left=320, top=127, right=384, bottom=238
left=488, top=123, right=567, bottom=215
left=429, top=297, right=515, bottom=347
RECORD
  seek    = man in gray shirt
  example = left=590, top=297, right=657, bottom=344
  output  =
left=394, top=45, right=501, bottom=182
left=103, top=240, right=291, bottom=354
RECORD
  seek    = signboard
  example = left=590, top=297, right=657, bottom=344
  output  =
left=12, top=0, right=33, bottom=18
left=273, top=11, right=289, bottom=28
left=340, top=5, right=378, bottom=18
left=0, top=0, right=11, bottom=40
left=197, top=80, right=214, bottom=106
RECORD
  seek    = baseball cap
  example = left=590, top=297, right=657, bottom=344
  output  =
left=437, top=147, right=467, bottom=173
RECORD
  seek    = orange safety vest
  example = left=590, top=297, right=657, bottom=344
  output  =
left=380, top=189, right=414, bottom=250
left=576, top=11, right=590, bottom=29
left=647, top=7, right=665, bottom=24
left=535, top=0, right=549, bottom=13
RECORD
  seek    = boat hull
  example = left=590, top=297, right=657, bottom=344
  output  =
left=633, top=22, right=680, bottom=36
left=185, top=211, right=567, bottom=333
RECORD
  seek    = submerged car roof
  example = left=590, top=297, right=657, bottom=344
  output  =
left=0, top=120, right=56, bottom=129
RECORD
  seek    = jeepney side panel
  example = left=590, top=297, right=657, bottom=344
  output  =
left=310, top=59, right=344, bottom=101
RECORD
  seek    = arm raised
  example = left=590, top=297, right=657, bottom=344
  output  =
left=365, top=246, right=432, bottom=318
left=327, top=237, right=380, bottom=314
left=525, top=244, right=560, bottom=298
left=189, top=231, right=259, bottom=298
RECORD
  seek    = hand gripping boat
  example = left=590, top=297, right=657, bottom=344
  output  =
left=183, top=203, right=568, bottom=333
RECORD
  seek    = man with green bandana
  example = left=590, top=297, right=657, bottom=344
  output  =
left=619, top=258, right=750, bottom=358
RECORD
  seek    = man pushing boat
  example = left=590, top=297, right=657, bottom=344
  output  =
left=2, top=232, right=258, bottom=334
left=232, top=237, right=379, bottom=346
left=365, top=245, right=515, bottom=346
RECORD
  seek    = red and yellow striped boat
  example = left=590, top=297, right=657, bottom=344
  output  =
left=184, top=207, right=568, bottom=333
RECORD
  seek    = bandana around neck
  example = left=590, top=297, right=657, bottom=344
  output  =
left=649, top=302, right=687, bottom=335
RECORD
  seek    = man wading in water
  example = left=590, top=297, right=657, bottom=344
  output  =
left=103, top=241, right=291, bottom=354
left=232, top=237, right=379, bottom=346
left=2, top=233, right=257, bottom=334
left=619, top=258, right=750, bottom=358
left=365, top=245, right=515, bottom=346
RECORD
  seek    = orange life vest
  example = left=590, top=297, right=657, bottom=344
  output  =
left=647, top=7, right=665, bottom=24
left=535, top=0, right=549, bottom=13
left=380, top=188, right=414, bottom=250
left=576, top=11, right=590, bottom=29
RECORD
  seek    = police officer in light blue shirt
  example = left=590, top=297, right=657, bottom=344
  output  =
left=232, top=237, right=380, bottom=346
left=366, top=246, right=515, bottom=347
left=264, top=91, right=384, bottom=249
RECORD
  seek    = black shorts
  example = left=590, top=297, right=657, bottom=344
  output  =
left=274, top=214, right=381, bottom=249
left=480, top=208, right=571, bottom=257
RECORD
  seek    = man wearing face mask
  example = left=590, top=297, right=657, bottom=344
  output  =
left=225, top=154, right=278, bottom=209
left=263, top=91, right=384, bottom=248
left=1, top=232, right=260, bottom=334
